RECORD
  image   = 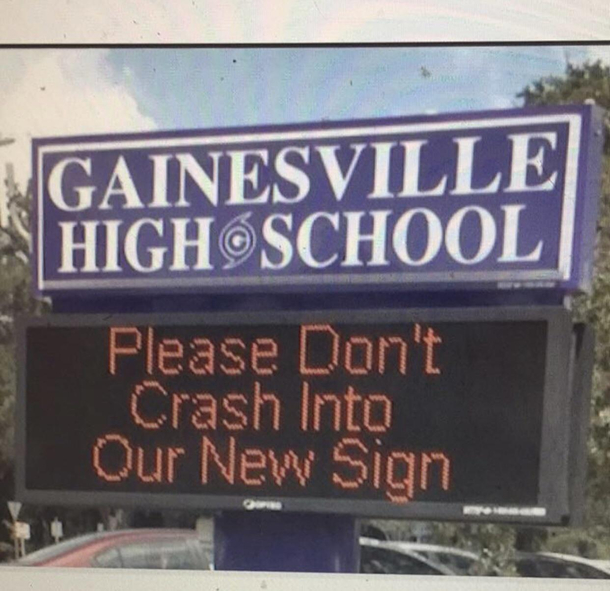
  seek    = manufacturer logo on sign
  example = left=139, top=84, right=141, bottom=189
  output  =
left=219, top=212, right=257, bottom=269
left=243, top=499, right=283, bottom=511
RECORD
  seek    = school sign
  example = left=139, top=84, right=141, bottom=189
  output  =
left=32, top=106, right=604, bottom=295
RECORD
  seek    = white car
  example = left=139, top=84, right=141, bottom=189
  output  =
left=513, top=552, right=610, bottom=579
left=359, top=538, right=456, bottom=576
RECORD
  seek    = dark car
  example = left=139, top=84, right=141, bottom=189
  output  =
left=511, top=552, right=610, bottom=579
left=380, top=542, right=480, bottom=575
left=16, top=528, right=213, bottom=570
left=359, top=538, right=454, bottom=575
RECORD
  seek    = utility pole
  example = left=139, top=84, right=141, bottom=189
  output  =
left=7, top=501, right=22, bottom=560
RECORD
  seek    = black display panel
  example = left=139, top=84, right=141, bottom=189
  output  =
left=16, top=308, right=574, bottom=522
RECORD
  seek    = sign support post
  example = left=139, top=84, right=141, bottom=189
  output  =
left=12, top=525, right=18, bottom=561
left=50, top=518, right=63, bottom=544
left=214, top=513, right=358, bottom=572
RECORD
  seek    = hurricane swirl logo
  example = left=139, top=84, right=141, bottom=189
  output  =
left=219, top=212, right=257, bottom=269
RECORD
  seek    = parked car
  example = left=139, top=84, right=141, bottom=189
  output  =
left=16, top=528, right=213, bottom=570
left=359, top=538, right=454, bottom=575
left=590, top=559, right=610, bottom=572
left=381, top=541, right=480, bottom=575
left=511, top=552, right=610, bottom=579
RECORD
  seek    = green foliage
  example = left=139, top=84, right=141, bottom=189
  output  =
left=518, top=60, right=610, bottom=152
left=432, top=523, right=518, bottom=575
left=0, top=176, right=48, bottom=478
left=420, top=61, right=610, bottom=568
left=544, top=530, right=607, bottom=559
left=364, top=59, right=610, bottom=570
left=0, top=345, right=16, bottom=472
left=521, top=62, right=610, bottom=535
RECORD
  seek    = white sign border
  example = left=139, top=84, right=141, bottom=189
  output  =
left=36, top=113, right=582, bottom=292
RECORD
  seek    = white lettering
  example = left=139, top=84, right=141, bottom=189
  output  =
left=124, top=218, right=166, bottom=273
left=170, top=217, right=214, bottom=271
left=58, top=221, right=99, bottom=273
left=272, top=146, right=310, bottom=203
left=451, top=137, right=501, bottom=195
left=498, top=204, right=543, bottom=262
left=316, top=143, right=366, bottom=202
left=227, top=149, right=270, bottom=205
left=102, top=220, right=122, bottom=272
left=261, top=214, right=294, bottom=270
left=367, top=142, right=396, bottom=199
left=148, top=154, right=172, bottom=208
left=99, top=156, right=144, bottom=210
left=445, top=206, right=496, bottom=264
left=393, top=208, right=442, bottom=266
left=48, top=157, right=94, bottom=212
left=342, top=210, right=391, bottom=267
left=399, top=140, right=448, bottom=197
left=506, top=132, right=558, bottom=192
left=297, top=212, right=339, bottom=268
left=176, top=152, right=222, bottom=207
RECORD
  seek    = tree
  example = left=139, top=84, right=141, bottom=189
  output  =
left=518, top=60, right=610, bottom=152
left=0, top=169, right=49, bottom=556
left=519, top=59, right=610, bottom=549
left=365, top=60, right=610, bottom=570
left=0, top=172, right=48, bottom=479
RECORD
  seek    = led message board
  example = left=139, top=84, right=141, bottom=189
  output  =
left=17, top=308, right=575, bottom=522
left=32, top=106, right=604, bottom=296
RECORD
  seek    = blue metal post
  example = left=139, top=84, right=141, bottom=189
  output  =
left=214, top=512, right=359, bottom=572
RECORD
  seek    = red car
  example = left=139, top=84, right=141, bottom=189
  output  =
left=17, top=528, right=213, bottom=570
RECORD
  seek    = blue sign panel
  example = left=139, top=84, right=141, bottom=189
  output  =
left=33, top=106, right=603, bottom=295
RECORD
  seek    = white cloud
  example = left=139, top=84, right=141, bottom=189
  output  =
left=0, top=50, right=156, bottom=189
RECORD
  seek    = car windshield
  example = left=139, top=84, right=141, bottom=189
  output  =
left=360, top=546, right=444, bottom=575
left=515, top=556, right=610, bottom=579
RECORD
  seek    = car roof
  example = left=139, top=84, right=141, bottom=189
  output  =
left=18, top=528, right=204, bottom=565
left=379, top=541, right=479, bottom=560
left=537, top=552, right=610, bottom=569
left=359, top=538, right=455, bottom=575
left=516, top=551, right=594, bottom=564
left=360, top=538, right=478, bottom=558
left=589, top=559, right=610, bottom=572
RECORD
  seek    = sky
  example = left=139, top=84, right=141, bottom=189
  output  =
left=1, top=45, right=610, bottom=189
